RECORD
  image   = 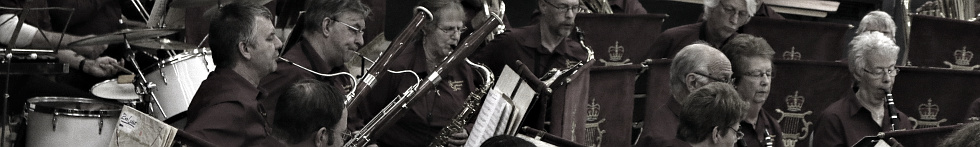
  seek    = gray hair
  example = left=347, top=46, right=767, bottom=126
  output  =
left=207, top=2, right=273, bottom=69
left=670, top=43, right=719, bottom=101
left=676, top=82, right=748, bottom=143
left=702, top=0, right=757, bottom=20
left=721, top=34, right=774, bottom=84
left=856, top=11, right=896, bottom=38
left=847, top=31, right=900, bottom=78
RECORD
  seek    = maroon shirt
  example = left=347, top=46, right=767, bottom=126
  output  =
left=472, top=24, right=589, bottom=130
left=184, top=68, right=283, bottom=146
left=648, top=22, right=706, bottom=59
left=635, top=98, right=689, bottom=147
left=351, top=41, right=479, bottom=146
left=259, top=38, right=351, bottom=125
left=811, top=93, right=913, bottom=147
left=740, top=110, right=785, bottom=147
left=755, top=3, right=784, bottom=19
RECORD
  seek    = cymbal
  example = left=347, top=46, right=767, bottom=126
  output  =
left=171, top=0, right=272, bottom=8
left=68, top=29, right=180, bottom=47
left=132, top=38, right=199, bottom=50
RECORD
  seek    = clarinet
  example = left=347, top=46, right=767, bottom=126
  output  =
left=764, top=129, right=774, bottom=147
left=886, top=93, right=899, bottom=131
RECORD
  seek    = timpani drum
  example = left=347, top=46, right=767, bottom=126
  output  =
left=25, top=97, right=121, bottom=147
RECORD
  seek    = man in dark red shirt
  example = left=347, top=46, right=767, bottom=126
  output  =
left=183, top=3, right=284, bottom=146
left=637, top=44, right=733, bottom=147
left=811, top=32, right=912, bottom=147
left=350, top=0, right=477, bottom=146
left=258, top=0, right=370, bottom=125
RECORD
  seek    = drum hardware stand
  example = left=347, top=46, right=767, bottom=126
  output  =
left=121, top=34, right=168, bottom=118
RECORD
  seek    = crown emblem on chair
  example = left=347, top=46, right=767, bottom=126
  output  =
left=918, top=99, right=939, bottom=120
left=587, top=99, right=601, bottom=121
left=943, top=47, right=979, bottom=70
left=785, top=91, right=805, bottom=112
left=783, top=47, right=802, bottom=60
left=955, top=47, right=974, bottom=65
left=600, top=41, right=632, bottom=66
left=776, top=90, right=813, bottom=147
left=910, top=99, right=947, bottom=129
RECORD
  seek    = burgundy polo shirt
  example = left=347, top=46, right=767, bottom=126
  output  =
left=811, top=92, right=913, bottom=147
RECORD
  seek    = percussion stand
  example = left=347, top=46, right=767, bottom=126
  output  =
left=121, top=34, right=168, bottom=118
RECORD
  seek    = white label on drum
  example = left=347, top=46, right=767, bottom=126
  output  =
left=118, top=111, right=140, bottom=133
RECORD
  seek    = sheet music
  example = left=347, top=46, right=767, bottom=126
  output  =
left=494, top=65, right=521, bottom=97
left=464, top=89, right=511, bottom=147
left=112, top=106, right=178, bottom=147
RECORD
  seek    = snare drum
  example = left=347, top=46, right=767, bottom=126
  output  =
left=145, top=50, right=215, bottom=119
left=25, top=97, right=121, bottom=147
left=90, top=79, right=140, bottom=103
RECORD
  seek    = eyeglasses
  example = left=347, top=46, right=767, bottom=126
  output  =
left=728, top=126, right=744, bottom=140
left=541, top=0, right=585, bottom=14
left=439, top=26, right=467, bottom=34
left=862, top=67, right=899, bottom=78
left=338, top=129, right=353, bottom=142
left=692, top=72, right=733, bottom=85
left=329, top=18, right=363, bottom=35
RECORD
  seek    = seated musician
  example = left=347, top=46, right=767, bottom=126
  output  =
left=350, top=0, right=474, bottom=146
left=648, top=0, right=753, bottom=58
left=721, top=34, right=784, bottom=147
left=677, top=82, right=749, bottom=147
left=471, top=0, right=591, bottom=131
left=183, top=3, right=284, bottom=146
left=811, top=31, right=912, bottom=147
left=259, top=0, right=370, bottom=124
left=855, top=11, right=897, bottom=40
left=638, top=43, right=733, bottom=147
left=272, top=79, right=348, bottom=147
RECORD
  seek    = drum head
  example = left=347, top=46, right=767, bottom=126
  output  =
left=90, top=79, right=140, bottom=100
left=26, top=97, right=122, bottom=117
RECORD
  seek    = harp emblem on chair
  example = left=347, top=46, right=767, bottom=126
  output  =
left=776, top=91, right=813, bottom=147
left=585, top=98, right=606, bottom=147
left=600, top=41, right=632, bottom=66
left=910, top=99, right=947, bottom=129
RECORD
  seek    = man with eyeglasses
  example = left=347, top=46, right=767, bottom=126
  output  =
left=638, top=43, right=733, bottom=147
left=812, top=31, right=912, bottom=147
left=471, top=0, right=591, bottom=131
left=350, top=0, right=477, bottom=146
left=259, top=0, right=370, bottom=128
left=648, top=0, right=754, bottom=59
left=677, top=82, right=749, bottom=147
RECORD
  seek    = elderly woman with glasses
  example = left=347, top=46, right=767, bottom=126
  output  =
left=678, top=82, right=749, bottom=147
left=812, top=31, right=913, bottom=147
left=721, top=34, right=784, bottom=147
left=349, top=0, right=480, bottom=146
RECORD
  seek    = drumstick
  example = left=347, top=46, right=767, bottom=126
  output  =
left=113, top=64, right=134, bottom=74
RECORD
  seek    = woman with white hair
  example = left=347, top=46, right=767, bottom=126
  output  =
left=811, top=31, right=913, bottom=147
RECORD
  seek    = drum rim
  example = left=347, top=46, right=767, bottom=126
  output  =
left=26, top=97, right=122, bottom=117
left=89, top=79, right=141, bottom=100
left=145, top=50, right=212, bottom=72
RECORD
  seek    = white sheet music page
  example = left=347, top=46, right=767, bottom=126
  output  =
left=464, top=89, right=510, bottom=147
left=112, top=106, right=178, bottom=147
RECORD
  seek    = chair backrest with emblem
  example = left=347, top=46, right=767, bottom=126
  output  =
left=908, top=15, right=980, bottom=70
left=892, top=67, right=980, bottom=128
left=741, top=17, right=851, bottom=62
left=763, top=60, right=853, bottom=147
left=575, top=13, right=669, bottom=66
left=586, top=64, right=644, bottom=147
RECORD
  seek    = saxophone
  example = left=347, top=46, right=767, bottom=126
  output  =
left=428, top=59, right=495, bottom=147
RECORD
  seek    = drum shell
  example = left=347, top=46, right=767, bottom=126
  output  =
left=25, top=97, right=121, bottom=147
left=145, top=51, right=214, bottom=119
